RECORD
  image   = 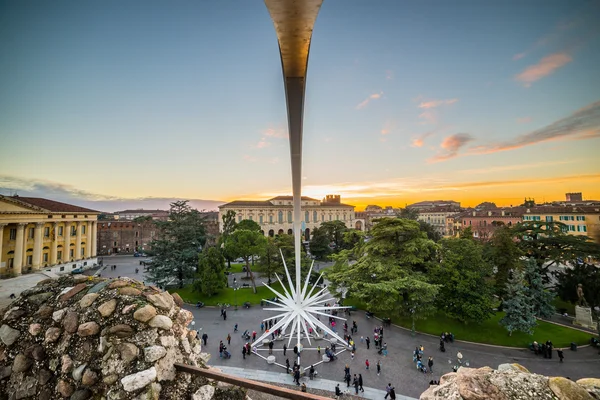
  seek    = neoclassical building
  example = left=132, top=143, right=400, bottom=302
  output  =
left=218, top=195, right=361, bottom=239
left=0, top=195, right=99, bottom=278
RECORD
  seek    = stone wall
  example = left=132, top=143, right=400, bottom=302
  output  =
left=0, top=275, right=246, bottom=400
left=420, top=363, right=600, bottom=400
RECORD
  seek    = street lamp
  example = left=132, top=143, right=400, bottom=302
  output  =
left=233, top=276, right=238, bottom=310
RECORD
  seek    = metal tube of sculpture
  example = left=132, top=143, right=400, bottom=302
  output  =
left=250, top=0, right=350, bottom=365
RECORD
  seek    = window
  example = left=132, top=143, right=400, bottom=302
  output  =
left=71, top=226, right=77, bottom=235
left=313, top=211, right=317, bottom=222
left=28, top=228, right=34, bottom=239
left=82, top=225, right=86, bottom=234
left=238, top=215, right=242, bottom=222
left=576, top=216, right=585, bottom=221
left=329, top=215, right=332, bottom=221
left=546, top=216, right=553, bottom=222
left=568, top=225, right=575, bottom=231
left=57, top=251, right=62, bottom=261
left=60, top=266, right=65, bottom=272
left=322, top=214, right=325, bottom=222
left=135, top=231, right=139, bottom=237
left=43, top=253, right=49, bottom=262
left=278, top=211, right=283, bottom=223
left=259, top=215, right=264, bottom=224
left=70, top=249, right=74, bottom=258
left=58, top=226, right=63, bottom=236
left=249, top=215, right=253, bottom=221
left=305, top=211, right=309, bottom=223
left=44, top=227, right=50, bottom=237
left=81, top=248, right=85, bottom=256
left=287, top=211, right=292, bottom=223
left=26, top=255, right=33, bottom=265
left=113, top=241, right=117, bottom=246
left=113, top=232, right=118, bottom=238
left=9, top=228, right=17, bottom=240
left=150, top=231, right=155, bottom=237
left=577, top=225, right=587, bottom=232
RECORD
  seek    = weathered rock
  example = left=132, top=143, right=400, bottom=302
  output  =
left=106, top=324, right=135, bottom=338
left=0, top=324, right=20, bottom=345
left=53, top=308, right=67, bottom=322
left=145, top=345, right=167, bottom=362
left=549, top=377, right=593, bottom=400
left=24, top=344, right=46, bottom=361
left=120, top=287, right=142, bottom=296
left=73, top=275, right=90, bottom=283
left=121, top=367, right=157, bottom=392
left=59, top=283, right=88, bottom=302
left=160, top=335, right=178, bottom=348
left=72, top=363, right=87, bottom=381
left=98, top=336, right=109, bottom=353
left=82, top=368, right=99, bottom=386
left=28, top=292, right=53, bottom=306
left=103, top=374, right=118, bottom=385
left=63, top=311, right=79, bottom=333
left=15, top=375, right=37, bottom=399
left=134, top=305, right=157, bottom=322
left=146, top=292, right=174, bottom=311
left=57, top=379, right=75, bottom=397
left=577, top=378, right=600, bottom=388
left=45, top=326, right=62, bottom=343
left=61, top=354, right=74, bottom=373
left=39, top=388, right=52, bottom=400
left=108, top=280, right=128, bottom=289
left=171, top=292, right=184, bottom=307
left=497, top=363, right=530, bottom=373
left=97, top=299, right=118, bottom=317
left=39, top=368, right=53, bottom=384
left=119, top=342, right=139, bottom=364
left=35, top=305, right=54, bottom=319
left=77, top=321, right=100, bottom=337
left=122, top=304, right=137, bottom=314
left=28, top=323, right=42, bottom=336
left=70, top=389, right=92, bottom=400
left=148, top=315, right=173, bottom=330
left=79, top=293, right=99, bottom=308
left=3, top=307, right=26, bottom=321
left=456, top=367, right=505, bottom=400
left=88, top=280, right=110, bottom=293
left=13, top=353, right=33, bottom=373
left=192, top=385, right=216, bottom=400
left=0, top=366, right=11, bottom=380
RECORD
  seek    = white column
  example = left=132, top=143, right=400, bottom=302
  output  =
left=75, top=221, right=82, bottom=261
left=13, top=223, right=26, bottom=275
left=64, top=221, right=71, bottom=262
left=91, top=221, right=97, bottom=257
left=85, top=221, right=92, bottom=258
left=0, top=224, right=5, bottom=269
left=51, top=222, right=59, bottom=265
left=32, top=222, right=44, bottom=270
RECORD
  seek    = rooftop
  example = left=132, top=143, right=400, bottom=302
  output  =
left=3, top=195, right=99, bottom=214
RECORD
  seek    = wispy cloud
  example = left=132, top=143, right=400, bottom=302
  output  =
left=263, top=127, right=288, bottom=139
left=471, top=100, right=600, bottom=155
left=380, top=120, right=394, bottom=136
left=356, top=92, right=383, bottom=109
left=243, top=155, right=257, bottom=162
left=428, top=133, right=475, bottom=162
left=513, top=52, right=527, bottom=61
left=254, top=138, right=271, bottom=149
left=458, top=160, right=576, bottom=175
left=418, top=111, right=437, bottom=124
left=515, top=52, right=572, bottom=87
left=418, top=98, right=458, bottom=109
left=517, top=116, right=532, bottom=124
left=411, top=131, right=435, bottom=148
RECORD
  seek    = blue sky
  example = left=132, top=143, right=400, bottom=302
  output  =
left=1, top=0, right=599, bottom=209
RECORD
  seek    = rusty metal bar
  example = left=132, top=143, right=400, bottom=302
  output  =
left=174, top=363, right=331, bottom=400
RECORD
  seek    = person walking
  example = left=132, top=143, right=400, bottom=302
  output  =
left=201, top=333, right=208, bottom=346
left=294, top=369, right=300, bottom=386
left=345, top=373, right=351, bottom=388
left=389, top=386, right=396, bottom=400
left=309, top=365, right=315, bottom=380
left=377, top=360, right=381, bottom=376
left=428, top=356, right=434, bottom=373
left=358, top=374, right=364, bottom=392
left=286, top=358, right=290, bottom=374
left=335, top=384, right=342, bottom=398
left=268, top=341, right=274, bottom=354
left=353, top=374, right=359, bottom=394
left=261, top=322, right=265, bottom=332
left=283, top=343, right=287, bottom=356
left=234, top=323, right=238, bottom=332
left=557, top=348, right=564, bottom=363
left=301, top=382, right=307, bottom=392
left=365, top=359, right=370, bottom=370
left=227, top=333, right=231, bottom=345
left=384, top=383, right=392, bottom=399
left=242, top=345, right=246, bottom=359
left=223, top=310, right=227, bottom=321
left=366, top=336, right=370, bottom=349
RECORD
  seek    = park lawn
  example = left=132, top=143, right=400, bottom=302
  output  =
left=553, top=297, right=576, bottom=315
left=171, top=282, right=283, bottom=307
left=344, top=298, right=593, bottom=348
left=227, top=263, right=246, bottom=274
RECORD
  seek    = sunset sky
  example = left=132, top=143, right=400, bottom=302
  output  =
left=1, top=0, right=599, bottom=211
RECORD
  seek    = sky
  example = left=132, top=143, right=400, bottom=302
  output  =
left=1, top=0, right=599, bottom=211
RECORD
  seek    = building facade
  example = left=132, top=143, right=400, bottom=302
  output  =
left=453, top=208, right=526, bottom=240
left=97, top=220, right=156, bottom=255
left=416, top=206, right=461, bottom=236
left=218, top=195, right=359, bottom=239
left=407, top=200, right=460, bottom=210
left=0, top=195, right=99, bottom=278
left=522, top=205, right=600, bottom=242
left=115, top=209, right=169, bottom=221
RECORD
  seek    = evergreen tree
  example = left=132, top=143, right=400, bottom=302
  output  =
left=224, top=229, right=266, bottom=293
left=147, top=201, right=206, bottom=288
left=486, top=226, right=523, bottom=298
left=523, top=258, right=555, bottom=319
left=500, top=269, right=537, bottom=336
left=309, top=226, right=332, bottom=260
left=195, top=247, right=226, bottom=296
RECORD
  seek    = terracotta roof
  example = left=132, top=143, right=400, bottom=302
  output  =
left=269, top=196, right=320, bottom=201
left=320, top=202, right=354, bottom=208
left=10, top=196, right=99, bottom=213
left=219, top=200, right=273, bottom=207
left=117, top=209, right=168, bottom=214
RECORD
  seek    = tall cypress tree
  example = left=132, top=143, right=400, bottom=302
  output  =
left=500, top=269, right=537, bottom=336
left=523, top=258, right=555, bottom=319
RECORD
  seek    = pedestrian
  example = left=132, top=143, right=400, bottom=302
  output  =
left=428, top=356, right=434, bottom=373
left=242, top=346, right=246, bottom=359
left=366, top=336, right=370, bottom=349
left=234, top=323, right=238, bottom=332
left=353, top=374, right=359, bottom=394
left=389, top=386, right=396, bottom=400
left=365, top=359, right=370, bottom=370
left=377, top=360, right=381, bottom=376
left=283, top=343, right=287, bottom=356
left=557, top=348, right=564, bottom=363
left=252, top=331, right=256, bottom=341
left=358, top=374, right=364, bottom=392
left=309, top=365, right=315, bottom=380
left=457, top=351, right=463, bottom=364
left=317, top=345, right=321, bottom=355
left=345, top=373, right=351, bottom=387
left=384, top=383, right=392, bottom=399
left=202, top=333, right=208, bottom=346
left=227, top=333, right=231, bottom=345
left=301, top=382, right=307, bottom=392
left=261, top=322, right=265, bottom=332
left=351, top=350, right=355, bottom=360
left=546, top=340, right=553, bottom=359
left=223, top=310, right=227, bottom=321
left=294, top=369, right=300, bottom=386
left=268, top=341, right=274, bottom=355
left=286, top=358, right=290, bottom=374
left=335, top=384, right=342, bottom=397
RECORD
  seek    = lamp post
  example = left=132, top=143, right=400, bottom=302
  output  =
left=233, top=277, right=238, bottom=311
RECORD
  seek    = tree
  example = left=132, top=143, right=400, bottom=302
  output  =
left=224, top=229, right=267, bottom=293
left=418, top=221, right=442, bottom=242
left=236, top=219, right=261, bottom=233
left=523, top=258, right=555, bottom=319
left=500, top=268, right=537, bottom=336
left=485, top=226, right=523, bottom=298
left=147, top=201, right=206, bottom=288
left=397, top=207, right=419, bottom=220
left=255, top=236, right=283, bottom=284
left=219, top=210, right=237, bottom=268
left=429, top=238, right=495, bottom=323
left=553, top=262, right=600, bottom=312
left=309, top=226, right=332, bottom=260
left=195, top=246, right=227, bottom=296
left=459, top=226, right=474, bottom=240
left=320, top=220, right=348, bottom=252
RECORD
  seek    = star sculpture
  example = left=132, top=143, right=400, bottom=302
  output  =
left=250, top=250, right=349, bottom=354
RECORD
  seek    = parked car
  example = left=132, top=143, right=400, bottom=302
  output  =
left=71, top=268, right=84, bottom=275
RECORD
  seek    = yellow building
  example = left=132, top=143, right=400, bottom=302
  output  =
left=523, top=205, right=600, bottom=242
left=0, top=195, right=99, bottom=278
